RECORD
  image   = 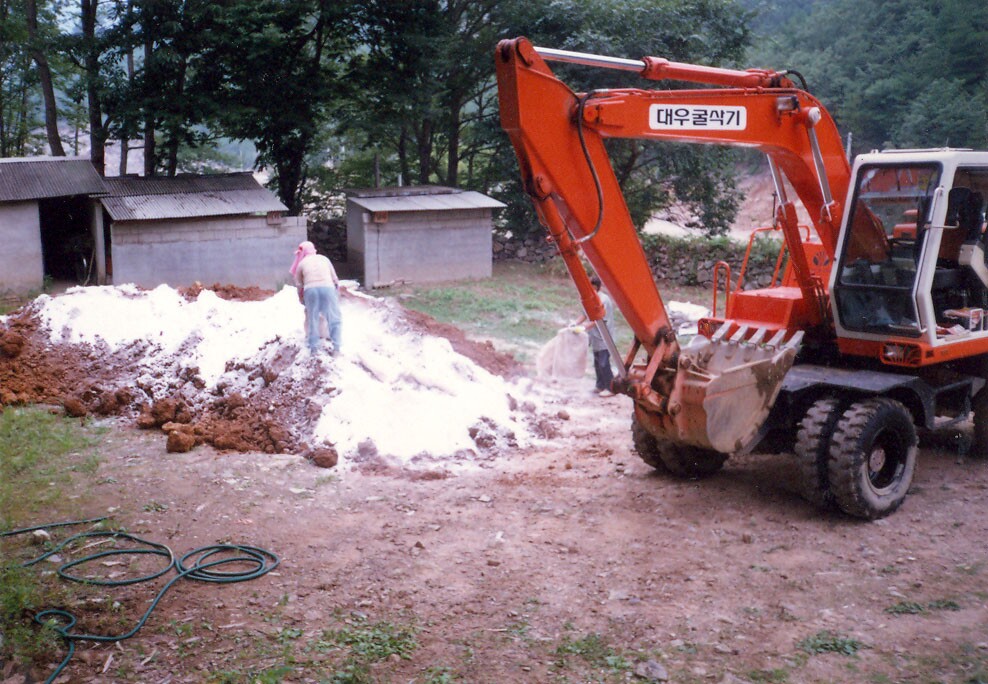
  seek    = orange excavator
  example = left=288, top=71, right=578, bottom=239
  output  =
left=496, top=37, right=988, bottom=519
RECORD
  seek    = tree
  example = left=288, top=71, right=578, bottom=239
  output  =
left=750, top=0, right=988, bottom=153
left=338, top=0, right=752, bottom=237
left=1, top=0, right=46, bottom=156
left=25, top=0, right=64, bottom=155
left=205, top=0, right=356, bottom=213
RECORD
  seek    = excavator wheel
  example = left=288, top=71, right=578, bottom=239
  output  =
left=631, top=415, right=669, bottom=473
left=656, top=442, right=728, bottom=479
left=970, top=389, right=988, bottom=459
left=827, top=398, right=917, bottom=520
left=631, top=415, right=725, bottom=477
left=793, top=397, right=844, bottom=508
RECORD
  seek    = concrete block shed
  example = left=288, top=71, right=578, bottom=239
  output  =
left=345, top=186, right=504, bottom=288
left=0, top=157, right=106, bottom=297
left=101, top=173, right=306, bottom=290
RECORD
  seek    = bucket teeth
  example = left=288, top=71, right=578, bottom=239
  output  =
left=746, top=328, right=768, bottom=346
left=783, top=330, right=804, bottom=351
left=710, top=321, right=733, bottom=343
left=728, top=325, right=750, bottom=344
left=766, top=329, right=787, bottom=348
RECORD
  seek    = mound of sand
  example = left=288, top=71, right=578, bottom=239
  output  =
left=0, top=284, right=538, bottom=470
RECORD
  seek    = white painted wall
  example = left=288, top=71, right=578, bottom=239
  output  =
left=111, top=215, right=307, bottom=289
left=0, top=201, right=44, bottom=296
left=348, top=207, right=493, bottom=288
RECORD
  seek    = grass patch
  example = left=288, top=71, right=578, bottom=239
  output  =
left=0, top=406, right=107, bottom=672
left=308, top=615, right=419, bottom=682
left=552, top=632, right=630, bottom=675
left=797, top=630, right=867, bottom=656
left=746, top=668, right=790, bottom=683
left=381, top=261, right=710, bottom=365
left=886, top=598, right=962, bottom=615
left=0, top=406, right=106, bottom=524
left=885, top=601, right=926, bottom=615
left=205, top=666, right=293, bottom=684
left=382, top=262, right=582, bottom=349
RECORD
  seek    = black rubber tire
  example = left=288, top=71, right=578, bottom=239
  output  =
left=631, top=415, right=668, bottom=472
left=971, top=389, right=988, bottom=459
left=827, top=398, right=917, bottom=520
left=655, top=441, right=727, bottom=479
left=793, top=397, right=843, bottom=508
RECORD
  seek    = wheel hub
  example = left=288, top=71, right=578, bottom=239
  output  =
left=868, top=447, right=887, bottom=475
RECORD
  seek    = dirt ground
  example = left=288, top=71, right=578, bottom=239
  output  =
left=3, top=290, right=988, bottom=683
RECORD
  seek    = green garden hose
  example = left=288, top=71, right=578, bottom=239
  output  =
left=1, top=517, right=280, bottom=683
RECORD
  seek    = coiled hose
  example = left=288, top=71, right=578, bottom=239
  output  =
left=1, top=517, right=280, bottom=683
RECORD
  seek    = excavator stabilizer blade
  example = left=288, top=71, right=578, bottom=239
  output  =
left=669, top=326, right=802, bottom=454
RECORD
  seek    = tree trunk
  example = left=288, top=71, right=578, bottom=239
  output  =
left=26, top=0, right=65, bottom=156
left=164, top=60, right=188, bottom=176
left=397, top=128, right=409, bottom=185
left=416, top=119, right=431, bottom=185
left=446, top=99, right=461, bottom=187
left=120, top=49, right=134, bottom=175
left=81, top=0, right=105, bottom=174
left=142, top=16, right=155, bottom=176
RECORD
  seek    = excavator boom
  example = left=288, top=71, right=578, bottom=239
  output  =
left=495, top=38, right=846, bottom=453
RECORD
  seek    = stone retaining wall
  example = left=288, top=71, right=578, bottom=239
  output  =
left=313, top=221, right=784, bottom=291
left=494, top=231, right=784, bottom=290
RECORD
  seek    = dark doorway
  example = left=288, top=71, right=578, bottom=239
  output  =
left=38, top=196, right=94, bottom=284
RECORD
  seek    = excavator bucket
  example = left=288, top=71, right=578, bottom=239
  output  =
left=667, top=324, right=803, bottom=454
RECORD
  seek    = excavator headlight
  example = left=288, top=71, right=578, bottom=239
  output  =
left=775, top=96, right=798, bottom=113
left=881, top=342, right=921, bottom=367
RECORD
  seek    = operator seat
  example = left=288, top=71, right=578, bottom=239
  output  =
left=938, top=187, right=973, bottom=262
left=957, top=190, right=988, bottom=288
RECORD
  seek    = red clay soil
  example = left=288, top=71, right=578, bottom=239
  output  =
left=399, top=308, right=523, bottom=379
left=177, top=282, right=275, bottom=302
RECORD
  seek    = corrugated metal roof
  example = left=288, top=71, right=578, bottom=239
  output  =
left=102, top=189, right=286, bottom=221
left=347, top=189, right=505, bottom=213
left=101, top=173, right=269, bottom=197
left=0, top=157, right=106, bottom=202
left=100, top=173, right=287, bottom=221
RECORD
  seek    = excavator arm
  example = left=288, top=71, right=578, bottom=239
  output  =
left=496, top=38, right=855, bottom=454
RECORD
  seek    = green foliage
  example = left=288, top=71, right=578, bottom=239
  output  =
left=797, top=630, right=867, bottom=656
left=317, top=618, right=418, bottom=662
left=928, top=599, right=962, bottom=611
left=553, top=632, right=630, bottom=672
left=886, top=598, right=962, bottom=614
left=0, top=407, right=101, bottom=523
left=746, top=667, right=790, bottom=683
left=383, top=262, right=586, bottom=348
left=0, top=2, right=46, bottom=156
left=206, top=666, right=293, bottom=684
left=885, top=601, right=926, bottom=615
left=0, top=407, right=105, bottom=671
left=0, top=563, right=64, bottom=667
left=750, top=0, right=988, bottom=153
left=336, top=0, right=753, bottom=239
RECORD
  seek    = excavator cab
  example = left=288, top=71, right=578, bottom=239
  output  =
left=832, top=150, right=988, bottom=364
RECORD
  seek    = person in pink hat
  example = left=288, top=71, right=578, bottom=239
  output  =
left=290, top=241, right=342, bottom=354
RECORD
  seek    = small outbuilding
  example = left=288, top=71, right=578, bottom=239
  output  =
left=0, top=157, right=106, bottom=296
left=0, top=158, right=307, bottom=296
left=345, top=186, right=504, bottom=288
left=101, top=173, right=305, bottom=289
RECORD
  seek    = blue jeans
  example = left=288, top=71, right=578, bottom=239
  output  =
left=303, top=286, right=341, bottom=352
left=593, top=349, right=613, bottom=391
